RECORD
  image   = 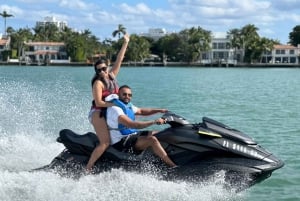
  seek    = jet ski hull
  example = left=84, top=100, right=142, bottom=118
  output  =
left=37, top=147, right=281, bottom=191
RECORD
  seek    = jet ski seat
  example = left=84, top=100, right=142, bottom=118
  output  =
left=57, top=129, right=144, bottom=162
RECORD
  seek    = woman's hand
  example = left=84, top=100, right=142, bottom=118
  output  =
left=123, top=33, right=130, bottom=43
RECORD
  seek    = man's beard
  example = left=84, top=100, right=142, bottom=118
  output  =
left=120, top=99, right=129, bottom=104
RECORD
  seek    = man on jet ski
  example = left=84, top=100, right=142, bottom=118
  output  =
left=105, top=85, right=177, bottom=167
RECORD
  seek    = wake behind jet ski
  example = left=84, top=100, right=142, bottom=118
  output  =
left=34, top=112, right=284, bottom=191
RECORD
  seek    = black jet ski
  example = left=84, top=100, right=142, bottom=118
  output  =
left=35, top=112, right=284, bottom=191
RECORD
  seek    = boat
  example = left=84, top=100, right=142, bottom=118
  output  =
left=34, top=112, right=284, bottom=191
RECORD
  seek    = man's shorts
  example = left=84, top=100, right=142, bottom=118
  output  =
left=112, top=131, right=149, bottom=153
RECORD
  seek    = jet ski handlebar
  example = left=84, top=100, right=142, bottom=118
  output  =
left=161, top=111, right=190, bottom=127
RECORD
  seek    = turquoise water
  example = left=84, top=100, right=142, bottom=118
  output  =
left=0, top=66, right=299, bottom=201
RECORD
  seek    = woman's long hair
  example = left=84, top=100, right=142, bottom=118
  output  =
left=91, top=59, right=114, bottom=92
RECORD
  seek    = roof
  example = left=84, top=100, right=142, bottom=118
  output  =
left=274, top=44, right=298, bottom=50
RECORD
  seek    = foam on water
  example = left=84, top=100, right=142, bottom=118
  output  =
left=0, top=79, right=66, bottom=172
left=0, top=131, right=244, bottom=201
left=0, top=168, right=245, bottom=201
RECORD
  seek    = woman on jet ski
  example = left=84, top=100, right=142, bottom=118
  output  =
left=86, top=33, right=130, bottom=171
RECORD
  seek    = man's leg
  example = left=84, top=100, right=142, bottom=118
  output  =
left=134, top=135, right=176, bottom=167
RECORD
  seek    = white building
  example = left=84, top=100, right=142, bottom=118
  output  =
left=36, top=16, right=67, bottom=31
left=139, top=28, right=168, bottom=41
left=22, top=41, right=69, bottom=65
left=261, top=44, right=300, bottom=64
left=201, top=37, right=238, bottom=66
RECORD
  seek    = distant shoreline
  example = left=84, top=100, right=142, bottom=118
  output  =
left=1, top=61, right=300, bottom=68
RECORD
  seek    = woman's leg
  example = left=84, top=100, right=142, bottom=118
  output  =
left=86, top=111, right=110, bottom=171
left=135, top=135, right=176, bottom=167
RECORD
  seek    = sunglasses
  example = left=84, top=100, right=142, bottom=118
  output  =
left=122, top=93, right=132, bottom=97
left=96, top=67, right=107, bottom=74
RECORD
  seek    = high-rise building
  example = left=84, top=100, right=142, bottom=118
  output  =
left=139, top=28, right=168, bottom=41
left=36, top=16, right=67, bottom=31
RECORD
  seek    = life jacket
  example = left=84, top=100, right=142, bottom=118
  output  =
left=112, top=99, right=138, bottom=135
left=91, top=73, right=119, bottom=109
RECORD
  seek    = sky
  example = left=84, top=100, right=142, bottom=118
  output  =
left=1, top=0, right=300, bottom=44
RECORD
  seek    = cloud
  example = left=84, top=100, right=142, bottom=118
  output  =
left=119, top=3, right=152, bottom=15
left=16, top=0, right=57, bottom=3
left=272, top=0, right=300, bottom=11
left=2, top=0, right=297, bottom=43
left=0, top=5, right=23, bottom=16
left=59, top=0, right=95, bottom=10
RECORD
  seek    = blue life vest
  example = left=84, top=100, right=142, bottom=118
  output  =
left=112, top=99, right=138, bottom=135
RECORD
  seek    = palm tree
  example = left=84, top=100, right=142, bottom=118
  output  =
left=227, top=28, right=243, bottom=62
left=0, top=10, right=14, bottom=35
left=10, top=28, right=33, bottom=58
left=112, top=24, right=126, bottom=39
left=240, top=24, right=260, bottom=63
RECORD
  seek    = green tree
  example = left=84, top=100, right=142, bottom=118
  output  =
left=32, top=23, right=59, bottom=41
left=0, top=10, right=14, bottom=35
left=124, top=34, right=150, bottom=64
left=176, top=27, right=211, bottom=63
left=65, top=32, right=86, bottom=62
left=289, top=25, right=300, bottom=47
left=112, top=24, right=126, bottom=39
left=80, top=29, right=101, bottom=60
left=177, top=29, right=191, bottom=62
left=240, top=24, right=260, bottom=63
left=10, top=27, right=34, bottom=58
left=187, top=26, right=211, bottom=62
left=227, top=28, right=241, bottom=48
left=227, top=28, right=242, bottom=61
left=157, top=33, right=182, bottom=61
left=102, top=38, right=116, bottom=61
left=257, top=37, right=279, bottom=63
left=143, top=36, right=157, bottom=55
left=61, top=28, right=101, bottom=62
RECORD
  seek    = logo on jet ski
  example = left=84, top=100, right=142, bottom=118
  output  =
left=222, top=140, right=262, bottom=159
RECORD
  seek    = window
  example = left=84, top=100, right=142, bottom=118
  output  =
left=212, top=43, right=217, bottom=49
left=290, top=57, right=296, bottom=63
left=275, top=49, right=286, bottom=54
left=218, top=43, right=225, bottom=49
left=289, top=50, right=294, bottom=54
left=275, top=57, right=281, bottom=63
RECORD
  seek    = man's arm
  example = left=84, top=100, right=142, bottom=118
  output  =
left=118, top=115, right=165, bottom=129
left=135, top=108, right=168, bottom=116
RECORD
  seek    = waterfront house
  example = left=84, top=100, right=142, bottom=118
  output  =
left=201, top=37, right=238, bottom=66
left=261, top=44, right=300, bottom=64
left=22, top=41, right=69, bottom=65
